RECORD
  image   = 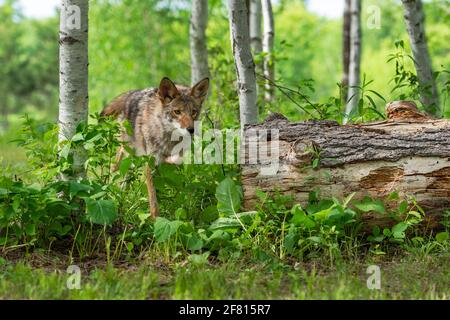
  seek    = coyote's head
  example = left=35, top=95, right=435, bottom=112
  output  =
left=158, top=77, right=209, bottom=136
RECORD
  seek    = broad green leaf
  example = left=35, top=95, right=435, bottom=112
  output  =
left=392, top=222, right=408, bottom=239
left=119, top=157, right=132, bottom=176
left=311, top=205, right=336, bottom=221
left=215, top=177, right=242, bottom=216
left=85, top=198, right=117, bottom=225
left=291, top=204, right=316, bottom=229
left=353, top=197, right=386, bottom=214
left=436, top=232, right=449, bottom=243
left=153, top=218, right=182, bottom=242
left=185, top=234, right=204, bottom=251
left=69, top=181, right=93, bottom=198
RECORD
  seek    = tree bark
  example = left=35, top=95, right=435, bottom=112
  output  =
left=249, top=0, right=263, bottom=92
left=58, top=0, right=89, bottom=179
left=401, top=0, right=440, bottom=117
left=341, top=0, right=351, bottom=103
left=343, top=0, right=362, bottom=124
left=262, top=0, right=275, bottom=103
left=241, top=102, right=450, bottom=228
left=228, top=0, right=259, bottom=126
left=190, top=0, right=210, bottom=85
left=249, top=0, right=263, bottom=55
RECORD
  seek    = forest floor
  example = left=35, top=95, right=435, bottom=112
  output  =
left=0, top=251, right=448, bottom=299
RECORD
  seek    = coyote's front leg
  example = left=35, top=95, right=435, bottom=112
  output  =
left=145, top=163, right=159, bottom=218
left=111, top=145, right=125, bottom=173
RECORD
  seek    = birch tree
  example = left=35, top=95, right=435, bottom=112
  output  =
left=228, top=0, right=258, bottom=125
left=190, top=0, right=210, bottom=85
left=249, top=0, right=263, bottom=74
left=344, top=0, right=361, bottom=124
left=401, top=0, right=440, bottom=117
left=58, top=0, right=89, bottom=178
left=261, top=0, right=275, bottom=103
left=341, top=0, right=351, bottom=103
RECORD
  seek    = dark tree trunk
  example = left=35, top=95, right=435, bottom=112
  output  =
left=341, top=0, right=351, bottom=103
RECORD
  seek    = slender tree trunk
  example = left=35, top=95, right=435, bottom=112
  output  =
left=341, top=0, right=351, bottom=104
left=58, top=0, right=89, bottom=178
left=190, top=0, right=210, bottom=85
left=261, top=0, right=275, bottom=103
left=401, top=0, right=440, bottom=117
left=228, top=0, right=258, bottom=126
left=344, top=0, right=362, bottom=124
left=249, top=0, right=263, bottom=73
left=249, top=0, right=263, bottom=99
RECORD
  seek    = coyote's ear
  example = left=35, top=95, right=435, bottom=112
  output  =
left=190, top=78, right=210, bottom=104
left=158, top=77, right=180, bottom=104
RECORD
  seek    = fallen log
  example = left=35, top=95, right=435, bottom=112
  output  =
left=241, top=101, right=450, bottom=228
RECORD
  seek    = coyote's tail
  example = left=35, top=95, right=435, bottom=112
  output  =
left=100, top=93, right=128, bottom=117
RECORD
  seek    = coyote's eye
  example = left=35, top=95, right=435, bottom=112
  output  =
left=173, top=110, right=181, bottom=116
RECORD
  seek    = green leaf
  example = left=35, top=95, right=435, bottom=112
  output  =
left=138, top=213, right=151, bottom=227
left=215, top=177, right=242, bottom=216
left=398, top=201, right=408, bottom=214
left=366, top=90, right=386, bottom=102
left=308, top=236, right=322, bottom=244
left=60, top=143, right=71, bottom=159
left=188, top=252, right=210, bottom=266
left=200, top=205, right=219, bottom=223
left=175, top=208, right=188, bottom=220
left=71, top=133, right=84, bottom=142
left=312, top=158, right=319, bottom=169
left=310, top=205, right=336, bottom=221
left=153, top=218, right=182, bottom=242
left=85, top=198, right=117, bottom=225
left=392, top=222, right=408, bottom=239
left=353, top=197, right=386, bottom=214
left=69, top=181, right=93, bottom=198
left=185, top=233, right=204, bottom=251
left=119, top=157, right=132, bottom=176
left=209, top=217, right=241, bottom=231
left=436, top=232, right=449, bottom=243
left=26, top=224, right=36, bottom=236
left=290, top=204, right=316, bottom=229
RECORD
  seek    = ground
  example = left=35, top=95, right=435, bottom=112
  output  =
left=0, top=251, right=448, bottom=299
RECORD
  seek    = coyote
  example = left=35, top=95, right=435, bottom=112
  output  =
left=101, top=77, right=210, bottom=218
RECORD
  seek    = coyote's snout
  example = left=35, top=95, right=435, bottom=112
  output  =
left=101, top=77, right=210, bottom=217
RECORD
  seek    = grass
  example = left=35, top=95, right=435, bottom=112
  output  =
left=0, top=252, right=448, bottom=300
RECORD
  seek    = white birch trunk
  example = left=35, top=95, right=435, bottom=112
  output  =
left=401, top=0, right=440, bottom=117
left=249, top=0, right=263, bottom=73
left=228, top=0, right=258, bottom=126
left=58, top=0, right=89, bottom=178
left=344, top=0, right=362, bottom=124
left=261, top=0, right=275, bottom=103
left=249, top=0, right=263, bottom=98
left=190, top=0, right=210, bottom=85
